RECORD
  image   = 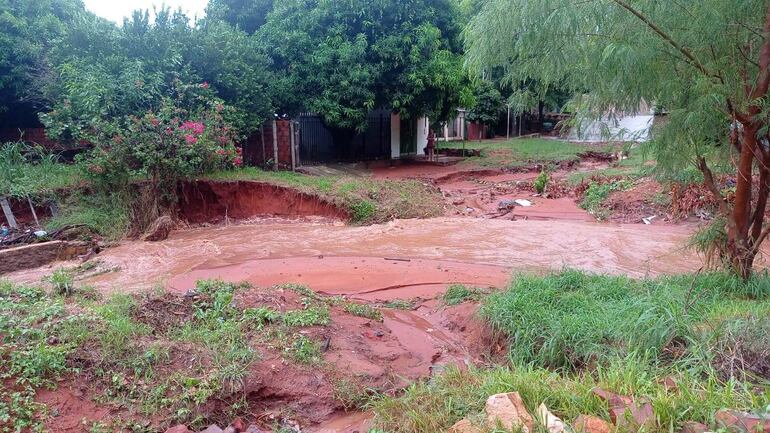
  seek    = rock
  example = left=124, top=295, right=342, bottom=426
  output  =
left=245, top=426, right=267, bottom=433
left=164, top=426, right=192, bottom=433
left=537, top=403, right=567, bottom=433
left=485, top=392, right=534, bottom=433
left=498, top=200, right=517, bottom=210
left=591, top=387, right=633, bottom=407
left=142, top=215, right=174, bottom=242
left=447, top=419, right=482, bottom=433
left=224, top=418, right=246, bottom=433
left=592, top=388, right=655, bottom=430
left=574, top=415, right=612, bottom=433
left=659, top=376, right=678, bottom=392
left=715, top=410, right=770, bottom=433
left=452, top=198, right=466, bottom=206
left=201, top=425, right=224, bottom=433
left=681, top=421, right=710, bottom=433
left=609, top=401, right=655, bottom=430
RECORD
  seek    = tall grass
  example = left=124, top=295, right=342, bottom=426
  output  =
left=371, top=361, right=769, bottom=433
left=372, top=270, right=770, bottom=433
left=0, top=142, right=81, bottom=198
left=480, top=269, right=770, bottom=370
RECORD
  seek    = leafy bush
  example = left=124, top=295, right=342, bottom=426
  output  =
left=75, top=84, right=242, bottom=203
left=534, top=170, right=549, bottom=194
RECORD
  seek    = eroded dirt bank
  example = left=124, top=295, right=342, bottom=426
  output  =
left=179, top=180, right=350, bottom=223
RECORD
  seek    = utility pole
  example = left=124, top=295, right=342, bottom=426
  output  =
left=506, top=104, right=511, bottom=140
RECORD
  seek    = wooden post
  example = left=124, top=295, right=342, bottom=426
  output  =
left=290, top=121, right=297, bottom=171
left=272, top=120, right=279, bottom=168
left=1, top=197, right=18, bottom=229
left=27, top=196, right=39, bottom=227
left=260, top=125, right=266, bottom=165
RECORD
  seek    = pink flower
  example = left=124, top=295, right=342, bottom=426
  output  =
left=201, top=82, right=210, bottom=89
left=185, top=134, right=198, bottom=145
left=215, top=149, right=226, bottom=156
left=149, top=118, right=160, bottom=127
left=215, top=104, right=224, bottom=113
left=233, top=157, right=243, bottom=167
left=180, top=121, right=205, bottom=135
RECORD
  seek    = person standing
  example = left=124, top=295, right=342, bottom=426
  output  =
left=426, top=130, right=436, bottom=162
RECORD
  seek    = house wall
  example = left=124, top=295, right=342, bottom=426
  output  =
left=416, top=117, right=429, bottom=155
left=390, top=113, right=401, bottom=159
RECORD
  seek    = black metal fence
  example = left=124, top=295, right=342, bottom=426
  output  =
left=297, top=109, right=392, bottom=164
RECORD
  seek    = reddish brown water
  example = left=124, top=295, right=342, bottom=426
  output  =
left=9, top=217, right=700, bottom=294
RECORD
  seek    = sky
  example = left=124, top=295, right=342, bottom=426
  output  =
left=83, top=0, right=208, bottom=23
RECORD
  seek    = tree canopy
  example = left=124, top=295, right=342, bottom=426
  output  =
left=257, top=0, right=469, bottom=130
left=466, top=0, right=770, bottom=276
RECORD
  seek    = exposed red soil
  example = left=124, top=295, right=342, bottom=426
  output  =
left=168, top=256, right=510, bottom=302
left=605, top=180, right=671, bottom=224
left=179, top=180, right=349, bottom=224
left=36, top=385, right=112, bottom=433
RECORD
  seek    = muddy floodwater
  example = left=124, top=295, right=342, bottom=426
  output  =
left=10, top=216, right=701, bottom=295
left=7, top=214, right=707, bottom=433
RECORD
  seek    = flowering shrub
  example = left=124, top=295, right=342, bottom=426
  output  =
left=79, top=82, right=243, bottom=208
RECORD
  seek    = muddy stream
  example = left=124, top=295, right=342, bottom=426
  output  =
left=6, top=186, right=705, bottom=432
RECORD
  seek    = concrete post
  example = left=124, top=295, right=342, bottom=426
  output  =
left=290, top=121, right=297, bottom=171
left=1, top=197, right=18, bottom=229
left=390, top=113, right=401, bottom=159
left=272, top=120, right=279, bottom=167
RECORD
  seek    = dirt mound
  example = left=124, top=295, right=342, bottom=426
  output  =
left=179, top=180, right=349, bottom=224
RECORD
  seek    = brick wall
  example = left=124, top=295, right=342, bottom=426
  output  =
left=242, top=121, right=294, bottom=169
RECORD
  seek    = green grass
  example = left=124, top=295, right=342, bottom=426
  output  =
left=0, top=280, right=91, bottom=431
left=0, top=142, right=83, bottom=198
left=481, top=269, right=770, bottom=370
left=46, top=192, right=132, bottom=240
left=206, top=167, right=443, bottom=224
left=372, top=269, right=770, bottom=433
left=370, top=360, right=770, bottom=433
left=439, top=138, right=590, bottom=167
left=344, top=302, right=383, bottom=321
left=579, top=179, right=632, bottom=220
left=568, top=147, right=652, bottom=185
left=443, top=284, right=485, bottom=306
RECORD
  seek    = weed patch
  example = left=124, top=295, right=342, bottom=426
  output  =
left=343, top=302, right=383, bottom=321
left=443, top=284, right=485, bottom=306
left=579, top=179, right=632, bottom=219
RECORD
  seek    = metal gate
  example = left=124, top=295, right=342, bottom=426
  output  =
left=298, top=109, right=391, bottom=164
